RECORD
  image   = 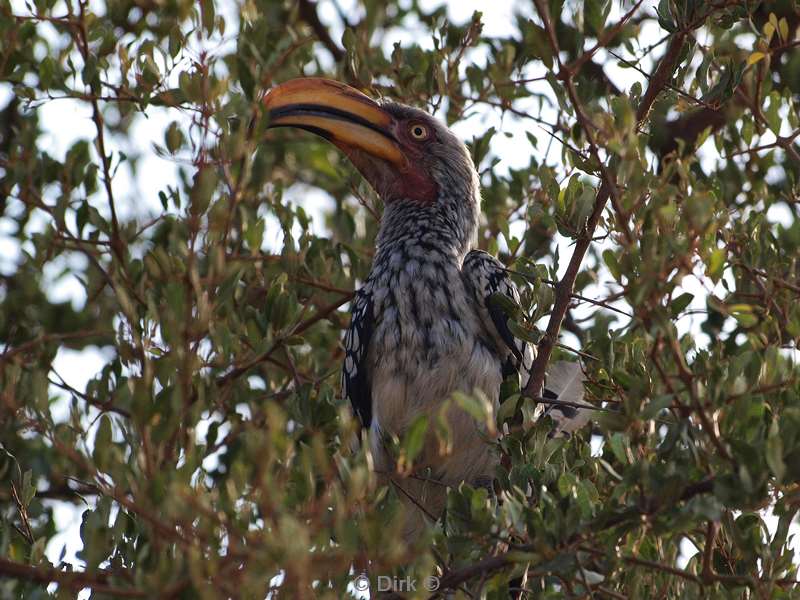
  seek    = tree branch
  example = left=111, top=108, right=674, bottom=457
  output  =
left=523, top=14, right=690, bottom=402
left=0, top=558, right=144, bottom=597
left=297, top=0, right=345, bottom=62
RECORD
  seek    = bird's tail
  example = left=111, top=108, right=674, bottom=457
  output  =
left=541, top=360, right=593, bottom=437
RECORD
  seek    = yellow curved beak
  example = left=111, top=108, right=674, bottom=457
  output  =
left=262, top=78, right=404, bottom=166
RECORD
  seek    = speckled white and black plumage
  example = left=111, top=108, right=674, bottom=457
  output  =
left=340, top=102, right=546, bottom=539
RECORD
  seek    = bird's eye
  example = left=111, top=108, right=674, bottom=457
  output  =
left=409, top=124, right=429, bottom=140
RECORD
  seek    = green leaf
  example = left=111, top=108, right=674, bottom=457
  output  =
left=488, top=291, right=521, bottom=320
left=584, top=0, right=611, bottom=34
left=93, top=415, right=113, bottom=468
left=765, top=92, right=782, bottom=134
left=575, top=480, right=596, bottom=518
left=507, top=319, right=543, bottom=344
left=523, top=21, right=553, bottom=69
left=453, top=390, right=495, bottom=434
left=471, top=127, right=496, bottom=166
left=670, top=292, right=694, bottom=317
left=730, top=304, right=759, bottom=328
left=656, top=0, right=676, bottom=32
left=557, top=471, right=577, bottom=496
left=401, top=415, right=429, bottom=466
left=244, top=218, right=265, bottom=252
left=706, top=248, right=726, bottom=282
left=165, top=122, right=184, bottom=154
left=151, top=88, right=188, bottom=106
left=341, top=28, right=357, bottom=53
left=190, top=168, right=217, bottom=215
left=21, top=470, right=35, bottom=507
left=200, top=0, right=215, bottom=35
left=603, top=250, right=622, bottom=281
left=608, top=433, right=629, bottom=464
left=546, top=72, right=570, bottom=113
left=766, top=419, right=785, bottom=481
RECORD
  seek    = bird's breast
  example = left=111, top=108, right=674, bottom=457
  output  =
left=370, top=252, right=481, bottom=369
left=366, top=249, right=503, bottom=448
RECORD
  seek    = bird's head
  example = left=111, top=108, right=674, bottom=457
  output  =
left=262, top=78, right=478, bottom=210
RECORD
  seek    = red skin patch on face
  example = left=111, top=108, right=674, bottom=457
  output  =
left=341, top=123, right=439, bottom=205
left=395, top=163, right=438, bottom=204
left=391, top=120, right=439, bottom=204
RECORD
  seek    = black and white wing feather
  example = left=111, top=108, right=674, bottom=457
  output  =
left=342, top=287, right=375, bottom=429
left=462, top=250, right=534, bottom=385
left=462, top=250, right=593, bottom=436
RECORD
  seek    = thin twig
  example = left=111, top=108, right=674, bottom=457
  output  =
left=0, top=330, right=112, bottom=365
left=9, top=482, right=34, bottom=545
left=75, top=0, right=122, bottom=261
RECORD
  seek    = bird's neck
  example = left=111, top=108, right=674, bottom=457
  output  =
left=375, top=190, right=479, bottom=263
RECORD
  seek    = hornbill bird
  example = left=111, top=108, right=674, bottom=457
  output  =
left=263, top=78, right=590, bottom=540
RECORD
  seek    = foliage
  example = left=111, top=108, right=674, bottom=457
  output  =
left=1, top=0, right=800, bottom=597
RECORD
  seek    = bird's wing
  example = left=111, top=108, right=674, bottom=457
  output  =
left=463, top=250, right=592, bottom=436
left=462, top=250, right=534, bottom=384
left=342, top=287, right=375, bottom=429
